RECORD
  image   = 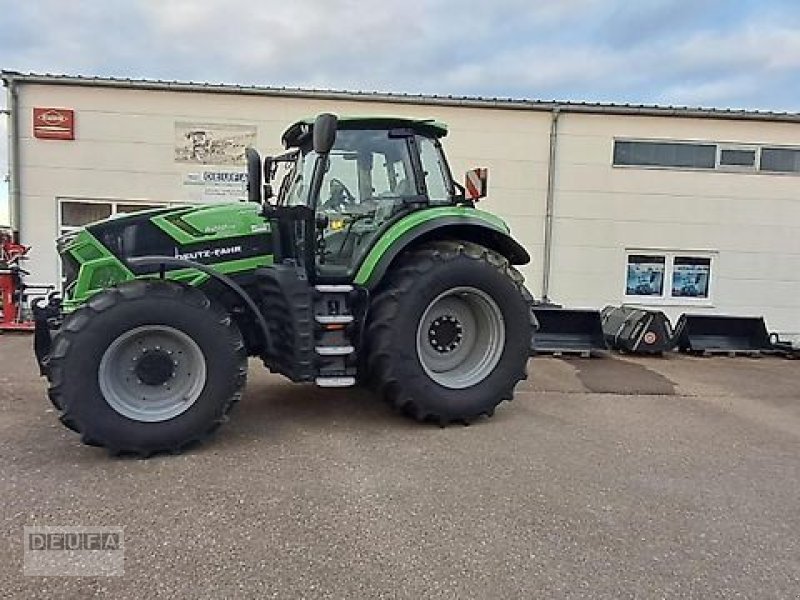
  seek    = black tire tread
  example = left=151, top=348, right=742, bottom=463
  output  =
left=46, top=280, right=247, bottom=457
left=366, top=240, right=534, bottom=425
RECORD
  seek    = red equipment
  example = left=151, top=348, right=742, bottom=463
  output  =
left=1, top=235, right=54, bottom=332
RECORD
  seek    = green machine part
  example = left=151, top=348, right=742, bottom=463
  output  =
left=59, top=203, right=274, bottom=311
left=354, top=206, right=527, bottom=288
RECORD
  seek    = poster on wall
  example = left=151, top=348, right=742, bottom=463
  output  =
left=175, top=122, right=256, bottom=165
left=183, top=171, right=248, bottom=203
left=626, top=255, right=665, bottom=296
left=671, top=257, right=711, bottom=298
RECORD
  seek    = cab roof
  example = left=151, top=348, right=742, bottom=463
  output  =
left=282, top=115, right=448, bottom=148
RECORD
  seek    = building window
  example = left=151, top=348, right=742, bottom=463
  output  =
left=625, top=250, right=715, bottom=304
left=58, top=199, right=170, bottom=236
left=615, top=139, right=800, bottom=175
left=671, top=257, right=711, bottom=298
left=613, top=140, right=717, bottom=169
left=61, top=202, right=113, bottom=229
left=719, top=146, right=757, bottom=169
left=760, top=147, right=800, bottom=173
left=626, top=255, right=665, bottom=296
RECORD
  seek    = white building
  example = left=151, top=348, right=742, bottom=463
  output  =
left=3, top=71, right=799, bottom=336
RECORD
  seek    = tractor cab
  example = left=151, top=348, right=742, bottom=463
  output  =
left=248, top=115, right=477, bottom=282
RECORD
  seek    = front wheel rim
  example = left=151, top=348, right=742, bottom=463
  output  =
left=416, top=287, right=505, bottom=389
left=98, top=325, right=207, bottom=422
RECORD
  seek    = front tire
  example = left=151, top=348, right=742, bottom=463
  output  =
left=47, top=280, right=247, bottom=456
left=366, top=241, right=534, bottom=424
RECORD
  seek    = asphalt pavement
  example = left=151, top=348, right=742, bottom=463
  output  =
left=1, top=333, right=799, bottom=598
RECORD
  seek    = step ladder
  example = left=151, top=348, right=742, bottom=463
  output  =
left=313, top=285, right=357, bottom=387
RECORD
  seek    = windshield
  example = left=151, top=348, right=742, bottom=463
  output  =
left=278, top=129, right=420, bottom=209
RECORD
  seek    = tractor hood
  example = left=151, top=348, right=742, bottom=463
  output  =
left=85, top=203, right=270, bottom=265
left=58, top=203, right=274, bottom=309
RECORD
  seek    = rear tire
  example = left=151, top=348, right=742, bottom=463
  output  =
left=366, top=241, right=534, bottom=424
left=47, top=280, right=247, bottom=456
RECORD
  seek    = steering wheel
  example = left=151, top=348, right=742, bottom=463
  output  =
left=321, top=178, right=356, bottom=212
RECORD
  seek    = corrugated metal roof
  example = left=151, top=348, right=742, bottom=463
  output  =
left=3, top=70, right=800, bottom=124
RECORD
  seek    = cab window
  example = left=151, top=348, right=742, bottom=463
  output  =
left=418, top=137, right=451, bottom=204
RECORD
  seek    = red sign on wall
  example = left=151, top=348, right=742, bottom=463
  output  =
left=33, top=108, right=75, bottom=140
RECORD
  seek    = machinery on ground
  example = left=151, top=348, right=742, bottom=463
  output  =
left=1, top=234, right=55, bottom=332
left=35, top=114, right=536, bottom=456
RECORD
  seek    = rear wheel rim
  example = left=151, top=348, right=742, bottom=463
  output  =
left=98, top=325, right=207, bottom=422
left=416, top=287, right=505, bottom=389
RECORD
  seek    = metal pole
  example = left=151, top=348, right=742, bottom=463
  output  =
left=5, top=77, right=21, bottom=241
left=541, top=108, right=560, bottom=303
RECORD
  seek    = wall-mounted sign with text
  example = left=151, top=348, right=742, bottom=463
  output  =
left=33, top=108, right=75, bottom=140
left=183, top=170, right=248, bottom=203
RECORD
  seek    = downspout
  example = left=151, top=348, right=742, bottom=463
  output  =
left=4, top=76, right=21, bottom=241
left=541, top=108, right=560, bottom=303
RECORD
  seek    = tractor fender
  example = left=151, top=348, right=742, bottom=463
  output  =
left=127, top=255, right=272, bottom=354
left=353, top=210, right=530, bottom=289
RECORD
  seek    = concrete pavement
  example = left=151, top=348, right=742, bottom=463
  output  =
left=1, top=333, right=798, bottom=598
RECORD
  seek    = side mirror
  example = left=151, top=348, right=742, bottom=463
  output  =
left=465, top=168, right=488, bottom=201
left=245, top=148, right=262, bottom=203
left=313, top=113, right=338, bottom=154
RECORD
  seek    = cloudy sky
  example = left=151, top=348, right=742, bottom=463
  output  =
left=3, top=0, right=800, bottom=224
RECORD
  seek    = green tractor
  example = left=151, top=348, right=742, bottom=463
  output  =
left=35, top=114, right=536, bottom=456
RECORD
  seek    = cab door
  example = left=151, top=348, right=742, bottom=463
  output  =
left=314, top=129, right=420, bottom=280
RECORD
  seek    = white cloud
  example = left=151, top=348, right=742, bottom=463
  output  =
left=3, top=0, right=800, bottom=225
left=674, top=24, right=800, bottom=73
left=442, top=45, right=636, bottom=95
left=658, top=77, right=760, bottom=108
left=1, top=1, right=800, bottom=110
left=135, top=0, right=614, bottom=91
